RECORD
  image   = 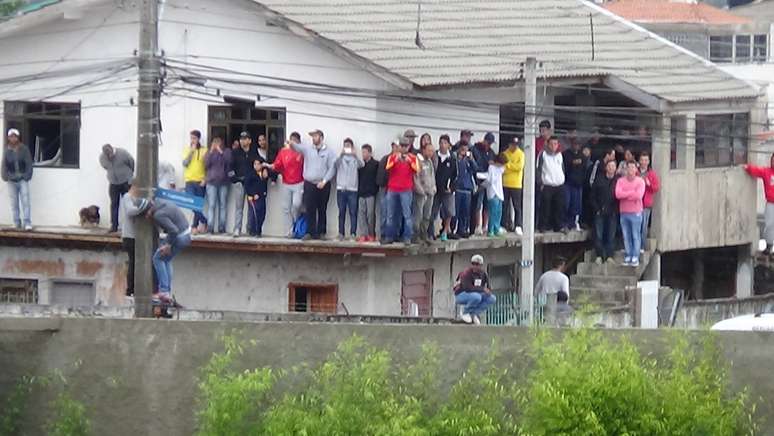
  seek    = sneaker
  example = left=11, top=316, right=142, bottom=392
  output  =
left=460, top=313, right=473, bottom=324
left=337, top=235, right=345, bottom=241
left=401, top=238, right=412, bottom=245
left=622, top=257, right=632, bottom=266
left=759, top=239, right=768, bottom=252
left=368, top=235, right=377, bottom=242
left=575, top=223, right=582, bottom=232
left=487, top=231, right=495, bottom=237
left=770, top=245, right=774, bottom=255
left=24, top=224, right=32, bottom=231
left=448, top=233, right=460, bottom=240
left=515, top=226, right=523, bottom=236
left=232, top=230, right=241, bottom=238
left=302, top=234, right=313, bottom=241
left=559, top=227, right=569, bottom=235
left=606, top=257, right=616, bottom=265
left=472, top=314, right=481, bottom=325
left=380, top=238, right=394, bottom=245
left=640, top=249, right=645, bottom=254
left=439, top=232, right=448, bottom=242
left=631, top=259, right=640, bottom=267
left=595, top=257, right=603, bottom=265
left=356, top=236, right=368, bottom=243
left=497, top=227, right=507, bottom=236
left=474, top=228, right=484, bottom=236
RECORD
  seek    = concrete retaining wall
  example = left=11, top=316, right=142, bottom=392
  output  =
left=0, top=318, right=773, bottom=435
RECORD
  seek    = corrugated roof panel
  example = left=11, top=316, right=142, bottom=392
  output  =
left=258, top=0, right=759, bottom=102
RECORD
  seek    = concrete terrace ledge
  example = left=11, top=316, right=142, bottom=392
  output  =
left=0, top=304, right=454, bottom=324
left=0, top=225, right=590, bottom=256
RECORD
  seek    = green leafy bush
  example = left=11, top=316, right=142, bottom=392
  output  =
left=46, top=393, right=91, bottom=436
left=519, top=328, right=757, bottom=436
left=196, top=335, right=277, bottom=436
left=195, top=328, right=757, bottom=435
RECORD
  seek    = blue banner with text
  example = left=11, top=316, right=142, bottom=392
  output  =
left=154, top=188, right=205, bottom=212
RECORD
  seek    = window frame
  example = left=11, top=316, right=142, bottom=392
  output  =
left=709, top=35, right=734, bottom=63
left=3, top=100, right=82, bottom=169
left=735, top=34, right=752, bottom=63
left=753, top=34, right=768, bottom=63
left=695, top=113, right=749, bottom=169
left=207, top=105, right=286, bottom=161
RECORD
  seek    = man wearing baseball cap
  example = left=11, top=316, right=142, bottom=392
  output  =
left=452, top=254, right=496, bottom=324
left=292, top=129, right=337, bottom=239
left=402, top=129, right=418, bottom=155
left=2, top=128, right=33, bottom=230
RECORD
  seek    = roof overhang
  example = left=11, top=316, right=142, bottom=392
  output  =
left=0, top=0, right=103, bottom=39
left=252, top=2, right=415, bottom=91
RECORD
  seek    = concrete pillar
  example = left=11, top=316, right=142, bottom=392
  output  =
left=692, top=250, right=705, bottom=300
left=643, top=252, right=661, bottom=284
left=651, top=115, right=671, bottom=247
left=736, top=244, right=754, bottom=298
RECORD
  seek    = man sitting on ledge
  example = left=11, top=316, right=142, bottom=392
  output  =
left=454, top=254, right=496, bottom=325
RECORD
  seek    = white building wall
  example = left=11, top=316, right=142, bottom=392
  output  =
left=0, top=0, right=506, bottom=237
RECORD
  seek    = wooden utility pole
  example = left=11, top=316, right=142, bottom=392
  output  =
left=134, top=0, right=160, bottom=318
left=520, top=57, right=537, bottom=325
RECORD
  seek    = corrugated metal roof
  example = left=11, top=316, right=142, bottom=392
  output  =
left=257, top=0, right=760, bottom=103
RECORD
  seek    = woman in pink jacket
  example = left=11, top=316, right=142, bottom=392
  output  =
left=639, top=152, right=660, bottom=251
left=615, top=161, right=646, bottom=267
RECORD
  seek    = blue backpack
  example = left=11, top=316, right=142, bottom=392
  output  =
left=292, top=216, right=307, bottom=239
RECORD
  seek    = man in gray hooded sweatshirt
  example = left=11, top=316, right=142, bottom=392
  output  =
left=335, top=138, right=364, bottom=240
left=100, top=144, right=135, bottom=232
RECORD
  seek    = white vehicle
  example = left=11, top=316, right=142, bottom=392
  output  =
left=711, top=306, right=774, bottom=332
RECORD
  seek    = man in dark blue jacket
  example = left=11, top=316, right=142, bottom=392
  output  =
left=432, top=134, right=458, bottom=241
left=471, top=133, right=497, bottom=236
left=454, top=142, right=478, bottom=238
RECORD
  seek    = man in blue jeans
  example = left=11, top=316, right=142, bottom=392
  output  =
left=454, top=254, right=496, bottom=325
left=136, top=198, right=192, bottom=301
left=383, top=136, right=419, bottom=244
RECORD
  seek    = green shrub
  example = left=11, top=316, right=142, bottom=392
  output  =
left=519, top=328, right=757, bottom=436
left=0, top=376, right=34, bottom=436
left=46, top=393, right=91, bottom=436
left=195, top=334, right=276, bottom=436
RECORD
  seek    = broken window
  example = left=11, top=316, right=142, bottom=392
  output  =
left=288, top=283, right=338, bottom=314
left=4, top=101, right=80, bottom=168
left=0, top=278, right=38, bottom=304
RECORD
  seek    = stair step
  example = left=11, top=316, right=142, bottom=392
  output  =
left=576, top=261, right=644, bottom=277
left=571, top=287, right=632, bottom=305
left=570, top=274, right=638, bottom=290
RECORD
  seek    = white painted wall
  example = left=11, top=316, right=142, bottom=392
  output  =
left=0, top=0, right=506, bottom=237
left=720, top=63, right=774, bottom=126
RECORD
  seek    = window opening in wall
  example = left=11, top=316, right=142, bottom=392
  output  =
left=0, top=278, right=38, bottom=304
left=709, top=35, right=733, bottom=63
left=695, top=113, right=748, bottom=168
left=288, top=283, right=338, bottom=314
left=735, top=34, right=751, bottom=62
left=50, top=280, right=95, bottom=307
left=753, top=34, right=768, bottom=62
left=4, top=101, right=81, bottom=168
left=208, top=105, right=286, bottom=161
left=486, top=263, right=519, bottom=326
left=401, top=269, right=433, bottom=317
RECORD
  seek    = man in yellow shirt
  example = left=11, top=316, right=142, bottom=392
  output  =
left=182, top=129, right=208, bottom=233
left=502, top=137, right=524, bottom=235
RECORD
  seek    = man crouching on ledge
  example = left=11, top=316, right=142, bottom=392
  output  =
left=134, top=197, right=191, bottom=302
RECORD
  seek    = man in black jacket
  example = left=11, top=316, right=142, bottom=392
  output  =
left=229, top=132, right=258, bottom=237
left=563, top=137, right=588, bottom=232
left=357, top=144, right=379, bottom=242
left=590, top=160, right=619, bottom=264
left=432, top=134, right=458, bottom=241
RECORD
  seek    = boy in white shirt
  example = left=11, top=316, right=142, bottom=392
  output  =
left=485, top=154, right=507, bottom=237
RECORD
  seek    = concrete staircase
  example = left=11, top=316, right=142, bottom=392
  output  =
left=571, top=239, right=656, bottom=307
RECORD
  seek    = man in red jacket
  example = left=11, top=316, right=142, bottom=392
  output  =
left=745, top=152, right=774, bottom=254
left=383, top=137, right=419, bottom=244
left=266, top=132, right=304, bottom=237
left=639, top=152, right=660, bottom=251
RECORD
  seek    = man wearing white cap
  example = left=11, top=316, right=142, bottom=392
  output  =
left=453, top=254, right=496, bottom=324
left=1, top=128, right=33, bottom=230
